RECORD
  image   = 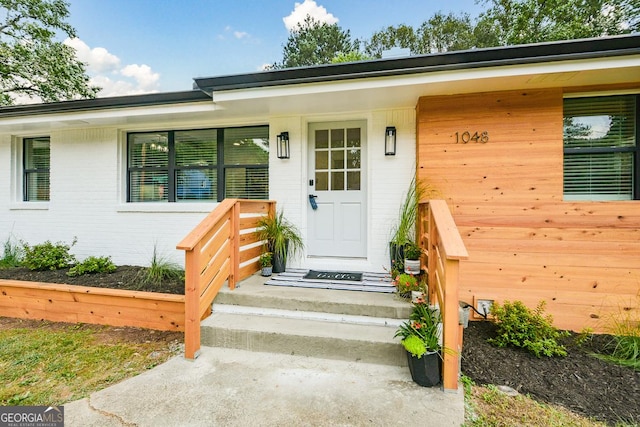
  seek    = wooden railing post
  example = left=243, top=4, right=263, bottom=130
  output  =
left=184, top=244, right=201, bottom=360
left=427, top=205, right=438, bottom=306
left=229, top=201, right=240, bottom=290
left=442, top=258, right=460, bottom=391
left=420, top=199, right=468, bottom=392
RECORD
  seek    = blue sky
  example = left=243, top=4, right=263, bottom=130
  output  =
left=64, top=0, right=486, bottom=96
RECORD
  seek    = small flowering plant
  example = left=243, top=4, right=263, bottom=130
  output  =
left=394, top=297, right=441, bottom=358
left=393, top=273, right=421, bottom=294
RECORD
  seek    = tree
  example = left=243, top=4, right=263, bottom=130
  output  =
left=476, top=0, right=640, bottom=46
left=331, top=51, right=374, bottom=64
left=416, top=12, right=476, bottom=53
left=0, top=0, right=99, bottom=106
left=274, top=15, right=357, bottom=68
left=364, top=24, right=417, bottom=57
left=365, top=13, right=477, bottom=57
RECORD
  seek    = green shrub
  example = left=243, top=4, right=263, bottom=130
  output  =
left=488, top=300, right=569, bottom=357
left=0, top=235, right=24, bottom=269
left=22, top=239, right=77, bottom=271
left=67, top=256, right=117, bottom=277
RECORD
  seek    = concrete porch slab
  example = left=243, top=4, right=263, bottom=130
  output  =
left=64, top=346, right=464, bottom=426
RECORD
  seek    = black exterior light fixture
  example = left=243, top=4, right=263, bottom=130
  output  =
left=277, top=132, right=290, bottom=159
left=385, top=126, right=397, bottom=156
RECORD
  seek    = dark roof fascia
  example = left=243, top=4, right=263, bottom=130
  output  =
left=194, top=35, right=640, bottom=93
left=0, top=90, right=211, bottom=119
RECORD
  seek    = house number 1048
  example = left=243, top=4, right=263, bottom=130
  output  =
left=455, top=131, right=489, bottom=144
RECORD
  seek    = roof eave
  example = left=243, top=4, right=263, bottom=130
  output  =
left=193, top=34, right=640, bottom=93
left=0, top=90, right=211, bottom=119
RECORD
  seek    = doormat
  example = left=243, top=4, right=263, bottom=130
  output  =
left=303, top=270, right=363, bottom=281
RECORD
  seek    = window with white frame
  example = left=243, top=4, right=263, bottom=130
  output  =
left=563, top=95, right=639, bottom=201
left=23, top=137, right=50, bottom=201
left=127, top=126, right=269, bottom=202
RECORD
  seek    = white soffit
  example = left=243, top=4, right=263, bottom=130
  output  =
left=209, top=55, right=640, bottom=116
left=0, top=102, right=217, bottom=133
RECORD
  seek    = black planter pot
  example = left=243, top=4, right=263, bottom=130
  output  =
left=406, top=350, right=441, bottom=387
left=389, top=242, right=405, bottom=271
left=272, top=252, right=286, bottom=273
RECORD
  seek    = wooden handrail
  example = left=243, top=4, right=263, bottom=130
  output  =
left=418, top=199, right=468, bottom=391
left=177, top=198, right=275, bottom=359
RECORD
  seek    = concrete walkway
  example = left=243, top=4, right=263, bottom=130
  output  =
left=64, top=346, right=464, bottom=426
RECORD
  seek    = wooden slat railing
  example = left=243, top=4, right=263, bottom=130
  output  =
left=177, top=199, right=275, bottom=359
left=418, top=199, right=469, bottom=391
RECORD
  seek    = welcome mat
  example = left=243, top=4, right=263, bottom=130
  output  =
left=303, top=270, right=363, bottom=281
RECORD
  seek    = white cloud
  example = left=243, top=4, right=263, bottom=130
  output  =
left=283, top=0, right=338, bottom=31
left=234, top=31, right=249, bottom=39
left=64, top=38, right=120, bottom=73
left=64, top=38, right=161, bottom=97
left=121, top=64, right=160, bottom=91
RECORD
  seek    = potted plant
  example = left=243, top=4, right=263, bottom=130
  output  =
left=259, top=251, right=273, bottom=277
left=403, top=241, right=422, bottom=274
left=393, top=273, right=421, bottom=299
left=256, top=210, right=304, bottom=273
left=395, top=298, right=442, bottom=387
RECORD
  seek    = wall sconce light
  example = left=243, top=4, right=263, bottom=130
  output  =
left=385, top=126, right=397, bottom=156
left=277, top=132, right=290, bottom=159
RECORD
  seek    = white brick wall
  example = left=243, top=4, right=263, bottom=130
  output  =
left=0, top=108, right=416, bottom=271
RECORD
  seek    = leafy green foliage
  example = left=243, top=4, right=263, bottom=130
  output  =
left=22, top=238, right=77, bottom=271
left=0, top=235, right=24, bottom=268
left=393, top=273, right=421, bottom=294
left=364, top=24, right=417, bottom=57
left=403, top=241, right=422, bottom=260
left=395, top=300, right=441, bottom=354
left=259, top=251, right=272, bottom=268
left=330, top=50, right=373, bottom=64
left=273, top=15, right=357, bottom=68
left=402, top=335, right=427, bottom=358
left=362, top=1, right=638, bottom=61
left=477, top=0, right=639, bottom=46
left=67, top=256, right=116, bottom=277
left=0, top=0, right=100, bottom=105
left=488, top=300, right=569, bottom=357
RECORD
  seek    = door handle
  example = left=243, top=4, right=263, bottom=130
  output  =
left=308, top=194, right=318, bottom=210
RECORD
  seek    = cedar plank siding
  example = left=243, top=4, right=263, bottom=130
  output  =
left=417, top=88, right=640, bottom=332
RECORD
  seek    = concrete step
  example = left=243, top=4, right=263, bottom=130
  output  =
left=215, top=273, right=411, bottom=320
left=201, top=273, right=412, bottom=366
left=200, top=308, right=407, bottom=366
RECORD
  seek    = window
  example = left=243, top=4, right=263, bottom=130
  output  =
left=127, top=126, right=268, bottom=202
left=563, top=95, right=639, bottom=201
left=23, top=137, right=50, bottom=201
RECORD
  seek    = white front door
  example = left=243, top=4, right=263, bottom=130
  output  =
left=307, top=121, right=367, bottom=258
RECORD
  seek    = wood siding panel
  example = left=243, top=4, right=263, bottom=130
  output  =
left=417, top=89, right=640, bottom=332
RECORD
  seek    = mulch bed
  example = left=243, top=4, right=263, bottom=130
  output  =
left=462, top=321, right=640, bottom=426
left=0, top=266, right=185, bottom=294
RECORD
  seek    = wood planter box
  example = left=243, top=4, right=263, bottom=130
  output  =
left=0, top=279, right=185, bottom=331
